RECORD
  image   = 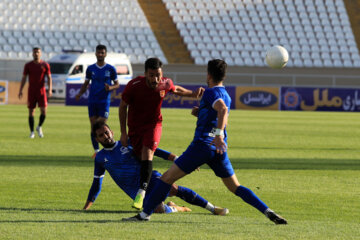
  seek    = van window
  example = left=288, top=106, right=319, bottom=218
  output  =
left=70, top=65, right=83, bottom=75
left=50, top=63, right=73, bottom=74
left=115, top=64, right=130, bottom=75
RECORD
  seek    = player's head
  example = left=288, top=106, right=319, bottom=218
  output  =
left=95, top=44, right=107, bottom=62
left=207, top=59, right=227, bottom=86
left=144, top=57, right=163, bottom=89
left=92, top=121, right=115, bottom=148
left=32, top=47, right=42, bottom=61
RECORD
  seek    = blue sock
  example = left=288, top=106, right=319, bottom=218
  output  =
left=176, top=186, right=208, bottom=208
left=143, top=179, right=171, bottom=215
left=91, top=132, right=99, bottom=151
left=235, top=185, right=268, bottom=213
left=154, top=148, right=171, bottom=160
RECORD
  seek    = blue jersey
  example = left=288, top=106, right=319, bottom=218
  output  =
left=87, top=142, right=171, bottom=202
left=86, top=63, right=117, bottom=103
left=194, top=86, right=231, bottom=144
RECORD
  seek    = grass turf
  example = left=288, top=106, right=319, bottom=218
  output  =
left=0, top=105, right=359, bottom=239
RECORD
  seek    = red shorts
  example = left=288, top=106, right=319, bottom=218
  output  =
left=129, top=124, right=162, bottom=157
left=28, top=88, right=47, bottom=109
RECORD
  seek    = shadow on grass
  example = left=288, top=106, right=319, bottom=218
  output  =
left=0, top=155, right=359, bottom=170
left=0, top=206, right=135, bottom=214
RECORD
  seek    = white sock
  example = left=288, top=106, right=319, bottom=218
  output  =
left=137, top=189, right=146, bottom=198
left=139, top=212, right=148, bottom=219
left=264, top=208, right=273, bottom=217
left=205, top=202, right=215, bottom=213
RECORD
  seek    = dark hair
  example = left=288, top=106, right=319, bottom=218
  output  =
left=96, top=44, right=107, bottom=52
left=92, top=120, right=110, bottom=136
left=145, top=57, right=162, bottom=71
left=33, top=47, right=41, bottom=51
left=207, top=59, right=227, bottom=83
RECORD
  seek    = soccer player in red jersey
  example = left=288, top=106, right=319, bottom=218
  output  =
left=18, top=47, right=52, bottom=138
left=119, top=57, right=204, bottom=209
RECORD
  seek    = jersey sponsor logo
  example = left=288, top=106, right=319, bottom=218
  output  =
left=120, top=146, right=129, bottom=154
left=159, top=90, right=165, bottom=98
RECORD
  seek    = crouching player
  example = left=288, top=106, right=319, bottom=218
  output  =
left=83, top=121, right=228, bottom=215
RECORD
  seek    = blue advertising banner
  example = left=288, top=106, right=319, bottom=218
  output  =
left=66, top=83, right=236, bottom=109
left=281, top=87, right=360, bottom=112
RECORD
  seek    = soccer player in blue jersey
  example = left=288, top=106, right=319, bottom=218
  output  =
left=123, top=59, right=287, bottom=224
left=75, top=45, right=119, bottom=157
left=83, top=121, right=229, bottom=216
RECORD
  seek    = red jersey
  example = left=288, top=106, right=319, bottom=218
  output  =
left=122, top=76, right=175, bottom=131
left=23, top=60, right=51, bottom=91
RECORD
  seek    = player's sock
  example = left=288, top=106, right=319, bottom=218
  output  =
left=205, top=202, right=215, bottom=212
left=154, top=148, right=171, bottom=160
left=235, top=185, right=268, bottom=213
left=140, top=160, right=153, bottom=190
left=28, top=116, right=34, bottom=132
left=143, top=179, right=171, bottom=215
left=176, top=186, right=208, bottom=208
left=90, top=132, right=99, bottom=151
left=38, top=114, right=46, bottom=126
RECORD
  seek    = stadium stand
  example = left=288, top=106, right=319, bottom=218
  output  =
left=0, top=0, right=168, bottom=64
left=163, top=0, right=360, bottom=68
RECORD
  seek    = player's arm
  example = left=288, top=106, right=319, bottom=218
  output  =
left=173, top=85, right=204, bottom=98
left=119, top=99, right=128, bottom=146
left=75, top=79, right=90, bottom=101
left=210, top=99, right=228, bottom=155
left=18, top=74, right=27, bottom=99
left=105, top=80, right=120, bottom=91
left=47, top=72, right=52, bottom=98
left=154, top=148, right=177, bottom=161
left=83, top=161, right=105, bottom=210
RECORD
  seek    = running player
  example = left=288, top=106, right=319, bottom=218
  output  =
left=123, top=59, right=287, bottom=224
left=119, top=57, right=204, bottom=210
left=76, top=45, right=119, bottom=157
left=18, top=47, right=52, bottom=138
left=83, top=121, right=229, bottom=216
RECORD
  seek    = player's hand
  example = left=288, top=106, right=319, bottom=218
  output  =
left=18, top=91, right=23, bottom=99
left=192, top=87, right=205, bottom=98
left=210, top=135, right=227, bottom=155
left=120, top=133, right=128, bottom=147
left=104, top=83, right=110, bottom=91
left=83, top=200, right=93, bottom=210
left=191, top=106, right=199, bottom=117
left=47, top=89, right=52, bottom=98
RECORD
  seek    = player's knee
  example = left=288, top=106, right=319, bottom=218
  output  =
left=168, top=184, right=178, bottom=197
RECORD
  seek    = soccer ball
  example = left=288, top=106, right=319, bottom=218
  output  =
left=265, top=45, right=289, bottom=69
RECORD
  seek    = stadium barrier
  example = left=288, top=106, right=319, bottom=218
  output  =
left=0, top=80, right=8, bottom=104
left=65, top=83, right=360, bottom=112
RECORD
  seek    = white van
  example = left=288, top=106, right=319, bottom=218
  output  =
left=48, top=50, right=133, bottom=98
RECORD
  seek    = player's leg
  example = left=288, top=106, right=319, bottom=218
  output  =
left=133, top=125, right=162, bottom=210
left=221, top=174, right=287, bottom=224
left=36, top=106, right=46, bottom=138
left=28, top=107, right=35, bottom=138
left=169, top=183, right=228, bottom=215
left=36, top=90, right=47, bottom=137
left=89, top=116, right=100, bottom=155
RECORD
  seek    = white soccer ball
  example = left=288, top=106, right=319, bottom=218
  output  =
left=265, top=45, right=289, bottom=69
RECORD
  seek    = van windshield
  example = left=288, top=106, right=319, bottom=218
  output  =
left=50, top=63, right=73, bottom=74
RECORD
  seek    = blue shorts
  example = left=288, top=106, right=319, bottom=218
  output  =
left=88, top=102, right=110, bottom=118
left=175, top=141, right=234, bottom=178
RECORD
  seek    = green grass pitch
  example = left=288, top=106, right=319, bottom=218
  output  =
left=0, top=104, right=359, bottom=239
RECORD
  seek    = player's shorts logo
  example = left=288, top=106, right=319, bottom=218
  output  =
left=159, top=90, right=165, bottom=98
